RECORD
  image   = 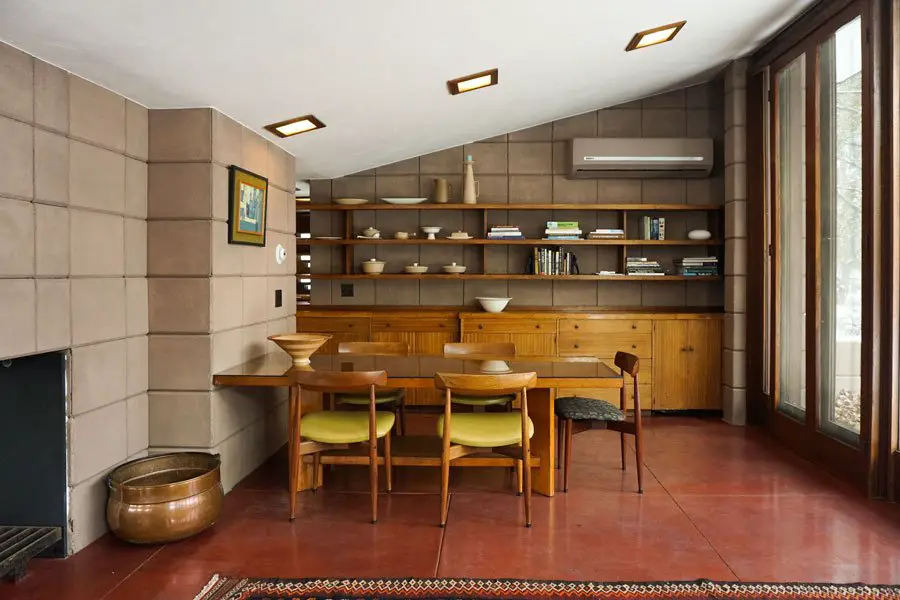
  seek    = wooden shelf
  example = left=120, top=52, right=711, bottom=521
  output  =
left=303, top=202, right=724, bottom=212
left=308, top=274, right=720, bottom=282
left=303, top=238, right=722, bottom=246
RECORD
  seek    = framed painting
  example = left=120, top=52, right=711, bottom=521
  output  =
left=228, top=166, right=268, bottom=246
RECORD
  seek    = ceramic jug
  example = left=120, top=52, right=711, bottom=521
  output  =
left=433, top=178, right=452, bottom=204
left=462, top=155, right=479, bottom=204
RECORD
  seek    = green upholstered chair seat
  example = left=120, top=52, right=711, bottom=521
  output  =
left=336, top=389, right=404, bottom=405
left=300, top=411, right=395, bottom=444
left=437, top=412, right=534, bottom=448
left=450, top=393, right=515, bottom=406
left=555, top=396, right=625, bottom=422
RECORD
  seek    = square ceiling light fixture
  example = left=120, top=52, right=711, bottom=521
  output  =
left=264, top=114, right=326, bottom=138
left=447, top=68, right=499, bottom=95
left=625, top=21, right=686, bottom=51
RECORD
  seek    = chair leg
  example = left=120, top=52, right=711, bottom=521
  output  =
left=288, top=388, right=300, bottom=521
left=620, top=432, right=627, bottom=471
left=440, top=451, right=450, bottom=527
left=369, top=436, right=378, bottom=524
left=384, top=431, right=393, bottom=493
left=563, top=418, right=573, bottom=493
left=635, top=431, right=644, bottom=494
left=523, top=442, right=532, bottom=529
left=312, top=452, right=320, bottom=492
left=515, top=458, right=523, bottom=496
left=556, top=416, right=564, bottom=471
left=398, top=397, right=406, bottom=436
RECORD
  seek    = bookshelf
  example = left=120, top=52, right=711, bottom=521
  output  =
left=300, top=201, right=724, bottom=282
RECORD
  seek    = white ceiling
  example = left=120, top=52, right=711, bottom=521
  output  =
left=0, top=0, right=814, bottom=179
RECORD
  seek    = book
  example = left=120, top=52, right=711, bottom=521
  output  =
left=546, top=221, right=579, bottom=229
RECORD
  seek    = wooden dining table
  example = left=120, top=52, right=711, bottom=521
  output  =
left=213, top=352, right=623, bottom=497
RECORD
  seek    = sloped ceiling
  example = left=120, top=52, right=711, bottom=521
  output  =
left=0, top=0, right=814, bottom=179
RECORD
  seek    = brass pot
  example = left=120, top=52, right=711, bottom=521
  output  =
left=106, top=452, right=223, bottom=544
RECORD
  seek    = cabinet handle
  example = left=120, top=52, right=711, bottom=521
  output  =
left=535, top=324, right=541, bottom=329
left=384, top=323, right=391, bottom=328
left=688, top=346, right=694, bottom=352
left=631, top=344, right=637, bottom=349
left=574, top=344, right=580, bottom=349
left=574, top=324, right=579, bottom=329
left=631, top=324, right=637, bottom=329
left=680, top=346, right=687, bottom=352
left=478, top=324, right=484, bottom=330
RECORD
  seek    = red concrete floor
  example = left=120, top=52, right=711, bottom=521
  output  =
left=3, top=416, right=900, bottom=600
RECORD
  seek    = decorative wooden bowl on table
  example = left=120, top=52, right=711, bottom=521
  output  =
left=106, top=452, right=223, bottom=544
left=268, top=333, right=332, bottom=365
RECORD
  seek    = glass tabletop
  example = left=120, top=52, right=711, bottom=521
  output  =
left=213, top=352, right=621, bottom=382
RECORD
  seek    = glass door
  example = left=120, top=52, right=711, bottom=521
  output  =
left=818, top=17, right=864, bottom=442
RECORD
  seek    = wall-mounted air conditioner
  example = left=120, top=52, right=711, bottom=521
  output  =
left=568, top=138, right=714, bottom=179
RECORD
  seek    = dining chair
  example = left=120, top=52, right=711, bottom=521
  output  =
left=433, top=371, right=537, bottom=528
left=442, top=342, right=517, bottom=410
left=288, top=369, right=394, bottom=523
left=555, top=351, right=644, bottom=493
left=335, top=341, right=409, bottom=435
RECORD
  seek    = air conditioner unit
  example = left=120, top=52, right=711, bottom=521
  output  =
left=568, top=138, right=714, bottom=179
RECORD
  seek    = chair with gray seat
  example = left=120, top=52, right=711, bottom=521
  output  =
left=555, top=351, right=644, bottom=493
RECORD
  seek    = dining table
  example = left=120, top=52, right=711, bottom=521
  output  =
left=213, top=351, right=623, bottom=497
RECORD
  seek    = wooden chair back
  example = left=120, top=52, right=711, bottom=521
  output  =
left=291, top=369, right=388, bottom=393
left=614, top=351, right=641, bottom=412
left=338, top=341, right=409, bottom=356
left=433, top=372, right=536, bottom=396
left=614, top=351, right=639, bottom=378
left=443, top=342, right=516, bottom=357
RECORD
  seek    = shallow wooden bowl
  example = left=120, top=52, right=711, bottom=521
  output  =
left=268, top=333, right=332, bottom=365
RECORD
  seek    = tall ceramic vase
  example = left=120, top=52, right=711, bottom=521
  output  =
left=462, top=155, right=478, bottom=204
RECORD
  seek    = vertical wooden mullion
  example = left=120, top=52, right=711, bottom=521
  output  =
left=805, top=47, right=822, bottom=430
left=770, top=70, right=783, bottom=415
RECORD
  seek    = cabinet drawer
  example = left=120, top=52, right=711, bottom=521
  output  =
left=558, top=333, right=652, bottom=358
left=558, top=319, right=651, bottom=335
left=371, top=317, right=457, bottom=333
left=462, top=318, right=556, bottom=334
left=297, top=317, right=370, bottom=334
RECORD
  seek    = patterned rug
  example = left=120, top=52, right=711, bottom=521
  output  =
left=194, top=575, right=900, bottom=599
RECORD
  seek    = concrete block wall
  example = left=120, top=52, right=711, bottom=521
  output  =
left=0, top=42, right=149, bottom=553
left=722, top=60, right=749, bottom=425
left=309, top=81, right=726, bottom=308
left=146, top=108, right=296, bottom=491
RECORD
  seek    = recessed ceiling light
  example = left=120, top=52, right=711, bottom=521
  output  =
left=447, top=68, right=499, bottom=95
left=264, top=115, right=326, bottom=138
left=625, top=21, right=686, bottom=52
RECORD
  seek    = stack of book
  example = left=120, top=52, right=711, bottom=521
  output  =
left=640, top=217, right=667, bottom=240
left=626, top=257, right=665, bottom=276
left=675, top=256, right=719, bottom=276
left=587, top=228, right=626, bottom=240
left=544, top=221, right=582, bottom=241
left=487, top=225, right=524, bottom=240
left=530, top=248, right=579, bottom=275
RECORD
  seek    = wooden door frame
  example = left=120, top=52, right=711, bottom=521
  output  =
left=752, top=0, right=881, bottom=490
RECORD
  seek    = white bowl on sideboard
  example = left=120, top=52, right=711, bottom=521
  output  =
left=476, top=297, right=511, bottom=313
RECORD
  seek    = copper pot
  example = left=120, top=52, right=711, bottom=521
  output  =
left=106, top=452, right=223, bottom=544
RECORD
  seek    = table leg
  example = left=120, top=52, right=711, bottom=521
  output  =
left=529, top=387, right=555, bottom=497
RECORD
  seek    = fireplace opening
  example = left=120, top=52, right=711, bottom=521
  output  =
left=0, top=351, right=68, bottom=578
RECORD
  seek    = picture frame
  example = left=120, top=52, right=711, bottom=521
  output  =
left=227, top=166, right=268, bottom=246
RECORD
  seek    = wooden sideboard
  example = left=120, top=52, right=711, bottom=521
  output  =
left=296, top=309, right=723, bottom=410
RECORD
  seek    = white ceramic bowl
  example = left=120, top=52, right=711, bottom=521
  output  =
left=381, top=197, right=428, bottom=205
left=333, top=198, right=368, bottom=206
left=443, top=264, right=467, bottom=274
left=688, top=229, right=712, bottom=241
left=404, top=265, right=428, bottom=274
left=421, top=226, right=442, bottom=240
left=361, top=260, right=386, bottom=274
left=476, top=297, right=511, bottom=313
left=479, top=360, right=512, bottom=374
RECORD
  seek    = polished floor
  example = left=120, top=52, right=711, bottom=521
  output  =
left=3, top=417, right=900, bottom=600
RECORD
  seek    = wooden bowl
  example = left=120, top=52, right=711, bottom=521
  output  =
left=268, top=333, right=332, bottom=365
left=107, top=452, right=223, bottom=544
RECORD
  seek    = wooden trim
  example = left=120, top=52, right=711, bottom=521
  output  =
left=297, top=308, right=725, bottom=317
left=805, top=44, right=821, bottom=432
left=306, top=238, right=724, bottom=247
left=752, top=0, right=859, bottom=69
left=746, top=68, right=770, bottom=426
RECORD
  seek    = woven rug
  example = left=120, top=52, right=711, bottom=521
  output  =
left=194, top=575, right=900, bottom=599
